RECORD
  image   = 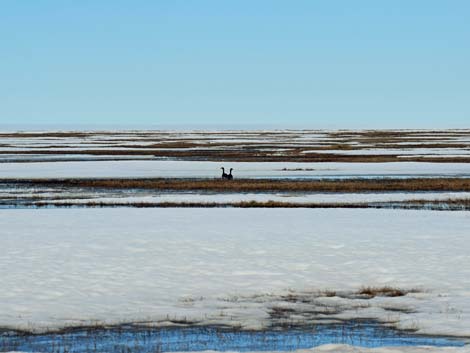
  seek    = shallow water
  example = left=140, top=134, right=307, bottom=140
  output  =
left=1, top=322, right=466, bottom=353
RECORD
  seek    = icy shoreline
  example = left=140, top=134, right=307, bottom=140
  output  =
left=4, top=343, right=470, bottom=353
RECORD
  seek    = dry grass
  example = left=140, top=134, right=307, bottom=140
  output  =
left=3, top=148, right=470, bottom=163
left=24, top=198, right=470, bottom=210
left=405, top=198, right=470, bottom=206
left=319, top=290, right=337, bottom=297
left=358, top=286, right=419, bottom=298
left=29, top=200, right=350, bottom=208
left=11, top=177, right=470, bottom=193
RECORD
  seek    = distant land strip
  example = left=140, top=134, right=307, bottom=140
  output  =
left=2, top=149, right=470, bottom=163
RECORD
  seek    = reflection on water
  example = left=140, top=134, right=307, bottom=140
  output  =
left=1, top=321, right=466, bottom=353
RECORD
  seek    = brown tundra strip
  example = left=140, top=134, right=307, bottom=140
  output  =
left=28, top=199, right=470, bottom=210
left=5, top=177, right=470, bottom=193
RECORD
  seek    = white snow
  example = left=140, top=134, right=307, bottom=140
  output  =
left=6, top=190, right=470, bottom=205
left=1, top=208, right=470, bottom=337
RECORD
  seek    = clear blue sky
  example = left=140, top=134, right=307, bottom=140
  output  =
left=1, top=1, right=469, bottom=128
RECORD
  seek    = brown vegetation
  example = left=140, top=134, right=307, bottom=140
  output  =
left=358, top=286, right=419, bottom=298
left=25, top=198, right=470, bottom=210
left=10, top=177, right=470, bottom=193
left=2, top=148, right=470, bottom=163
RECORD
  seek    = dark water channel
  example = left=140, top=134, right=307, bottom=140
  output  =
left=1, top=321, right=467, bottom=353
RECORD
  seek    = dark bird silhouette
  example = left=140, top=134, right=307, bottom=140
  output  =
left=227, top=168, right=234, bottom=180
left=221, top=167, right=229, bottom=179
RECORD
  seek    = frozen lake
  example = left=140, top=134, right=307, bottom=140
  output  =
left=2, top=160, right=470, bottom=179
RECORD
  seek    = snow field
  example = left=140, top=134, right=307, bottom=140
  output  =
left=1, top=208, right=469, bottom=337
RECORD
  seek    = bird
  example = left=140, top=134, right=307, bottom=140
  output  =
left=221, top=167, right=229, bottom=179
left=227, top=168, right=234, bottom=180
